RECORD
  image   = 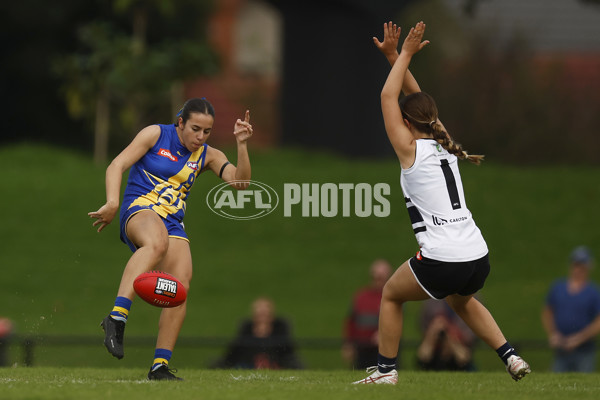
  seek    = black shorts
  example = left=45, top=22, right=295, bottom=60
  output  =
left=409, top=253, right=490, bottom=300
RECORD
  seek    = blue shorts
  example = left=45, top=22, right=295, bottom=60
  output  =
left=119, top=205, right=188, bottom=252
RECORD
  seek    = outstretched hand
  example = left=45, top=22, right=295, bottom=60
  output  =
left=401, top=21, right=429, bottom=56
left=234, top=110, right=253, bottom=143
left=88, top=202, right=118, bottom=233
left=373, top=21, right=401, bottom=57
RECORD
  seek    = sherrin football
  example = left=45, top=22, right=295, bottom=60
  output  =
left=133, top=271, right=187, bottom=308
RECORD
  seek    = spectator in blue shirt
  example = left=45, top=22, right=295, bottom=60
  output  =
left=542, top=246, right=600, bottom=372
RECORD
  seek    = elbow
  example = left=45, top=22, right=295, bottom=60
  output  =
left=381, top=88, right=397, bottom=103
left=106, top=159, right=124, bottom=175
left=238, top=181, right=250, bottom=190
left=380, top=92, right=397, bottom=112
left=232, top=169, right=251, bottom=190
left=231, top=180, right=250, bottom=190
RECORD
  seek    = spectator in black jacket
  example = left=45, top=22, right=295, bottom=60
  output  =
left=213, top=297, right=303, bottom=369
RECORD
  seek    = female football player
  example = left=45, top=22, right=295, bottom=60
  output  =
left=89, top=98, right=253, bottom=380
left=353, top=22, right=530, bottom=384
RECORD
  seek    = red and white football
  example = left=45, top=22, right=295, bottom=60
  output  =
left=133, top=271, right=187, bottom=308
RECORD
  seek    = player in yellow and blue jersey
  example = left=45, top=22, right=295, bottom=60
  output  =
left=88, top=98, right=253, bottom=380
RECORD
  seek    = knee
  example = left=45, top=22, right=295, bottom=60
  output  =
left=382, top=281, right=394, bottom=301
left=382, top=281, right=402, bottom=304
left=446, top=296, right=472, bottom=316
left=144, top=237, right=169, bottom=261
left=178, top=271, right=192, bottom=291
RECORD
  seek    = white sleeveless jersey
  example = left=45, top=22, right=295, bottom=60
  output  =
left=400, top=139, right=488, bottom=262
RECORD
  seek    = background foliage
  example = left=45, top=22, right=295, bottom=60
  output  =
left=2, top=0, right=599, bottom=164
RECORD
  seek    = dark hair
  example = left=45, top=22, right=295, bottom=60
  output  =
left=176, top=97, right=215, bottom=123
left=399, top=92, right=484, bottom=165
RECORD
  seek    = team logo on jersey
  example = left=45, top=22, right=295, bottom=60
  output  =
left=432, top=215, right=448, bottom=226
left=433, top=214, right=469, bottom=226
left=187, top=161, right=199, bottom=171
left=158, top=148, right=178, bottom=162
left=436, top=144, right=443, bottom=152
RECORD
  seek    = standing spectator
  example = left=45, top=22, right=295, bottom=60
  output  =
left=417, top=299, right=476, bottom=371
left=342, top=259, right=393, bottom=369
left=213, top=297, right=303, bottom=369
left=542, top=246, right=600, bottom=372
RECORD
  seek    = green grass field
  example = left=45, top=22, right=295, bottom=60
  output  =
left=1, top=368, right=599, bottom=400
left=1, top=143, right=599, bottom=373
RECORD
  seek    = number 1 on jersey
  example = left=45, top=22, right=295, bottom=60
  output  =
left=440, top=159, right=461, bottom=210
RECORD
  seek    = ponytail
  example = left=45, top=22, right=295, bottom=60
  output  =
left=431, top=122, right=484, bottom=165
left=400, top=92, right=484, bottom=165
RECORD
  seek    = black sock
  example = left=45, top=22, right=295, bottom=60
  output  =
left=377, top=353, right=397, bottom=373
left=496, top=342, right=517, bottom=365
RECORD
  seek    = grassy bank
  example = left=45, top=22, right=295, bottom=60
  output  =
left=1, top=144, right=598, bottom=370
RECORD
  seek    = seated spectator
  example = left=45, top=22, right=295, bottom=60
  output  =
left=0, top=317, right=13, bottom=367
left=417, top=299, right=476, bottom=371
left=342, top=259, right=393, bottom=369
left=212, top=297, right=303, bottom=369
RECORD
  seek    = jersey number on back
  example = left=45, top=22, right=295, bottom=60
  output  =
left=440, top=159, right=462, bottom=210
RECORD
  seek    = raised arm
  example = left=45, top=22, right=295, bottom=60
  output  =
left=373, top=21, right=421, bottom=95
left=380, top=22, right=429, bottom=167
left=205, top=110, right=253, bottom=190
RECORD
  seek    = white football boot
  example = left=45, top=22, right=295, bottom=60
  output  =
left=352, top=366, right=398, bottom=385
left=506, top=355, right=531, bottom=381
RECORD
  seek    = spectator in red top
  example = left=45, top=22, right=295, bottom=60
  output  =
left=342, top=259, right=393, bottom=368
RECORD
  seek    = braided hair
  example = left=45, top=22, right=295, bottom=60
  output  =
left=399, top=92, right=484, bottom=165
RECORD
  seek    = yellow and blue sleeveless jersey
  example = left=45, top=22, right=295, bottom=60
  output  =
left=119, top=124, right=207, bottom=249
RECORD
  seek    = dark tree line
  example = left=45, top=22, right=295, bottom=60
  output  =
left=1, top=0, right=216, bottom=162
left=1, top=0, right=598, bottom=164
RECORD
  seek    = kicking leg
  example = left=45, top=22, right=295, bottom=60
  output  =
left=102, top=211, right=169, bottom=359
left=117, top=211, right=170, bottom=299
left=148, top=237, right=192, bottom=381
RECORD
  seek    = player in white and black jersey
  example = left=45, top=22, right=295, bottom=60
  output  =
left=353, top=21, right=530, bottom=385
